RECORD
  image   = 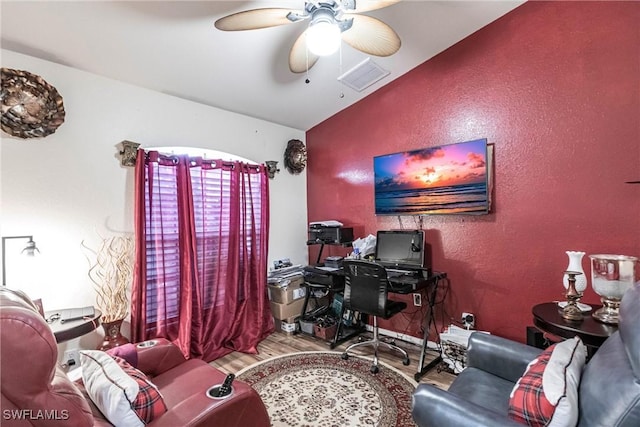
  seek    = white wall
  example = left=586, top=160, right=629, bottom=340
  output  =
left=1, top=49, right=310, bottom=357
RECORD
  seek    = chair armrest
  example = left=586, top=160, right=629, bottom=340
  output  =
left=467, top=332, right=542, bottom=383
left=136, top=338, right=188, bottom=377
left=412, top=384, right=523, bottom=427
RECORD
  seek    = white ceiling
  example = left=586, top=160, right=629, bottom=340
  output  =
left=1, top=1, right=524, bottom=131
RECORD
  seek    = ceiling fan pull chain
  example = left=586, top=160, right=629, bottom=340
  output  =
left=305, top=43, right=311, bottom=84
left=338, top=43, right=345, bottom=98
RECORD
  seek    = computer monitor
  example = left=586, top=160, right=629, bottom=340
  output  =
left=374, top=230, right=425, bottom=270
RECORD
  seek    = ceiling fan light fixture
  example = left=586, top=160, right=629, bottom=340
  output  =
left=306, top=10, right=341, bottom=56
left=214, top=1, right=400, bottom=73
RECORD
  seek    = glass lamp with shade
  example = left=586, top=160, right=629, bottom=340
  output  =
left=21, top=238, right=40, bottom=256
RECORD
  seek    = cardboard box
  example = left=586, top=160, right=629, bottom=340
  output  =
left=274, top=316, right=299, bottom=335
left=267, top=276, right=306, bottom=304
left=269, top=297, right=306, bottom=320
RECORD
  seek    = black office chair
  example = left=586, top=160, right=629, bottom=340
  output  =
left=341, top=259, right=410, bottom=373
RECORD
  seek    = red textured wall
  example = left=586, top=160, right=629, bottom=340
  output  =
left=306, top=1, right=640, bottom=342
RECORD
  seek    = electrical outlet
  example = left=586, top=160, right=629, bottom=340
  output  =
left=462, top=312, right=475, bottom=329
left=63, top=349, right=80, bottom=370
left=413, top=293, right=422, bottom=306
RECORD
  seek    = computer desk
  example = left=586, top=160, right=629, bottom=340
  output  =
left=388, top=271, right=447, bottom=381
left=302, top=264, right=447, bottom=381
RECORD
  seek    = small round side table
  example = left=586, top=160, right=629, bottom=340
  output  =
left=531, top=302, right=618, bottom=356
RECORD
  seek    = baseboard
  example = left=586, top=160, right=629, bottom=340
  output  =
left=364, top=325, right=439, bottom=350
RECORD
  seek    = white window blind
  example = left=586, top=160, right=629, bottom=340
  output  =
left=144, top=159, right=265, bottom=329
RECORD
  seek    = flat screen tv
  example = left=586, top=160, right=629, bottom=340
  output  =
left=374, top=138, right=491, bottom=215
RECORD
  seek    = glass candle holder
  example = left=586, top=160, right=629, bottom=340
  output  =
left=589, top=254, right=638, bottom=324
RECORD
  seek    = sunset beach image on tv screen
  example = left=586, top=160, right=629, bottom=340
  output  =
left=374, top=138, right=490, bottom=215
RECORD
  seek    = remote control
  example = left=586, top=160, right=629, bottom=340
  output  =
left=217, top=373, right=235, bottom=397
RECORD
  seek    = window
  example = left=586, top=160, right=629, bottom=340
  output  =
left=141, top=149, right=264, bottom=331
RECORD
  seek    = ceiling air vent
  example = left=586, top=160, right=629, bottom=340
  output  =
left=338, top=58, right=390, bottom=92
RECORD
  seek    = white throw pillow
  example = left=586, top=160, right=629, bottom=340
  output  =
left=80, top=350, right=145, bottom=427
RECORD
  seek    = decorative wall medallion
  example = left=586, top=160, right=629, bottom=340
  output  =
left=284, top=139, right=307, bottom=174
left=1, top=68, right=66, bottom=138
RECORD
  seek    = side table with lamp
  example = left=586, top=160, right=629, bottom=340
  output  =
left=529, top=253, right=637, bottom=357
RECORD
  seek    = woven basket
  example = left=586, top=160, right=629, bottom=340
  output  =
left=1, top=68, right=65, bottom=138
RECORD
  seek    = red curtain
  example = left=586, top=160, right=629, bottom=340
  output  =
left=131, top=150, right=273, bottom=361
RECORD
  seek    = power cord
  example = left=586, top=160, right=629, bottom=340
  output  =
left=398, top=301, right=427, bottom=338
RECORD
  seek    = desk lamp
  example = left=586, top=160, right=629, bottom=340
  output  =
left=2, top=235, right=40, bottom=287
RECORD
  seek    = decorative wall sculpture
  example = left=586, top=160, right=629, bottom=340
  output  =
left=1, top=68, right=66, bottom=138
left=284, top=139, right=307, bottom=174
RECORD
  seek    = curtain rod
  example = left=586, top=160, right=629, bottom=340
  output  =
left=118, top=140, right=261, bottom=171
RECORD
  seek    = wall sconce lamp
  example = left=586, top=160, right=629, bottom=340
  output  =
left=265, top=160, right=280, bottom=179
left=119, top=140, right=141, bottom=167
left=2, top=235, right=40, bottom=287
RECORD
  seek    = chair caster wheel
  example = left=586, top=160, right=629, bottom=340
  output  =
left=403, top=358, right=410, bottom=366
left=370, top=365, right=379, bottom=374
left=341, top=353, right=349, bottom=360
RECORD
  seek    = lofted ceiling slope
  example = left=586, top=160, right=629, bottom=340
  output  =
left=1, top=1, right=524, bottom=131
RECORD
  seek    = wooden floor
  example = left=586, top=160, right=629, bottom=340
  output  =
left=210, top=330, right=456, bottom=390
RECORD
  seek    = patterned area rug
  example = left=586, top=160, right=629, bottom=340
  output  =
left=236, top=351, right=417, bottom=427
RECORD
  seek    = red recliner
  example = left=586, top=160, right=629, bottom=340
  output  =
left=0, top=287, right=270, bottom=427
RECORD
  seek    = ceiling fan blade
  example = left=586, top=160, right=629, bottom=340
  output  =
left=214, top=8, right=297, bottom=31
left=289, top=30, right=319, bottom=73
left=341, top=15, right=401, bottom=57
left=351, top=0, right=401, bottom=13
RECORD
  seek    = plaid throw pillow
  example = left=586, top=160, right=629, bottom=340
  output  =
left=112, top=356, right=167, bottom=423
left=508, top=336, right=587, bottom=427
left=80, top=350, right=167, bottom=427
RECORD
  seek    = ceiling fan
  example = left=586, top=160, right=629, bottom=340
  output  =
left=214, top=1, right=401, bottom=73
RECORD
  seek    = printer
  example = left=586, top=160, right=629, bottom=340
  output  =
left=307, top=221, right=354, bottom=245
